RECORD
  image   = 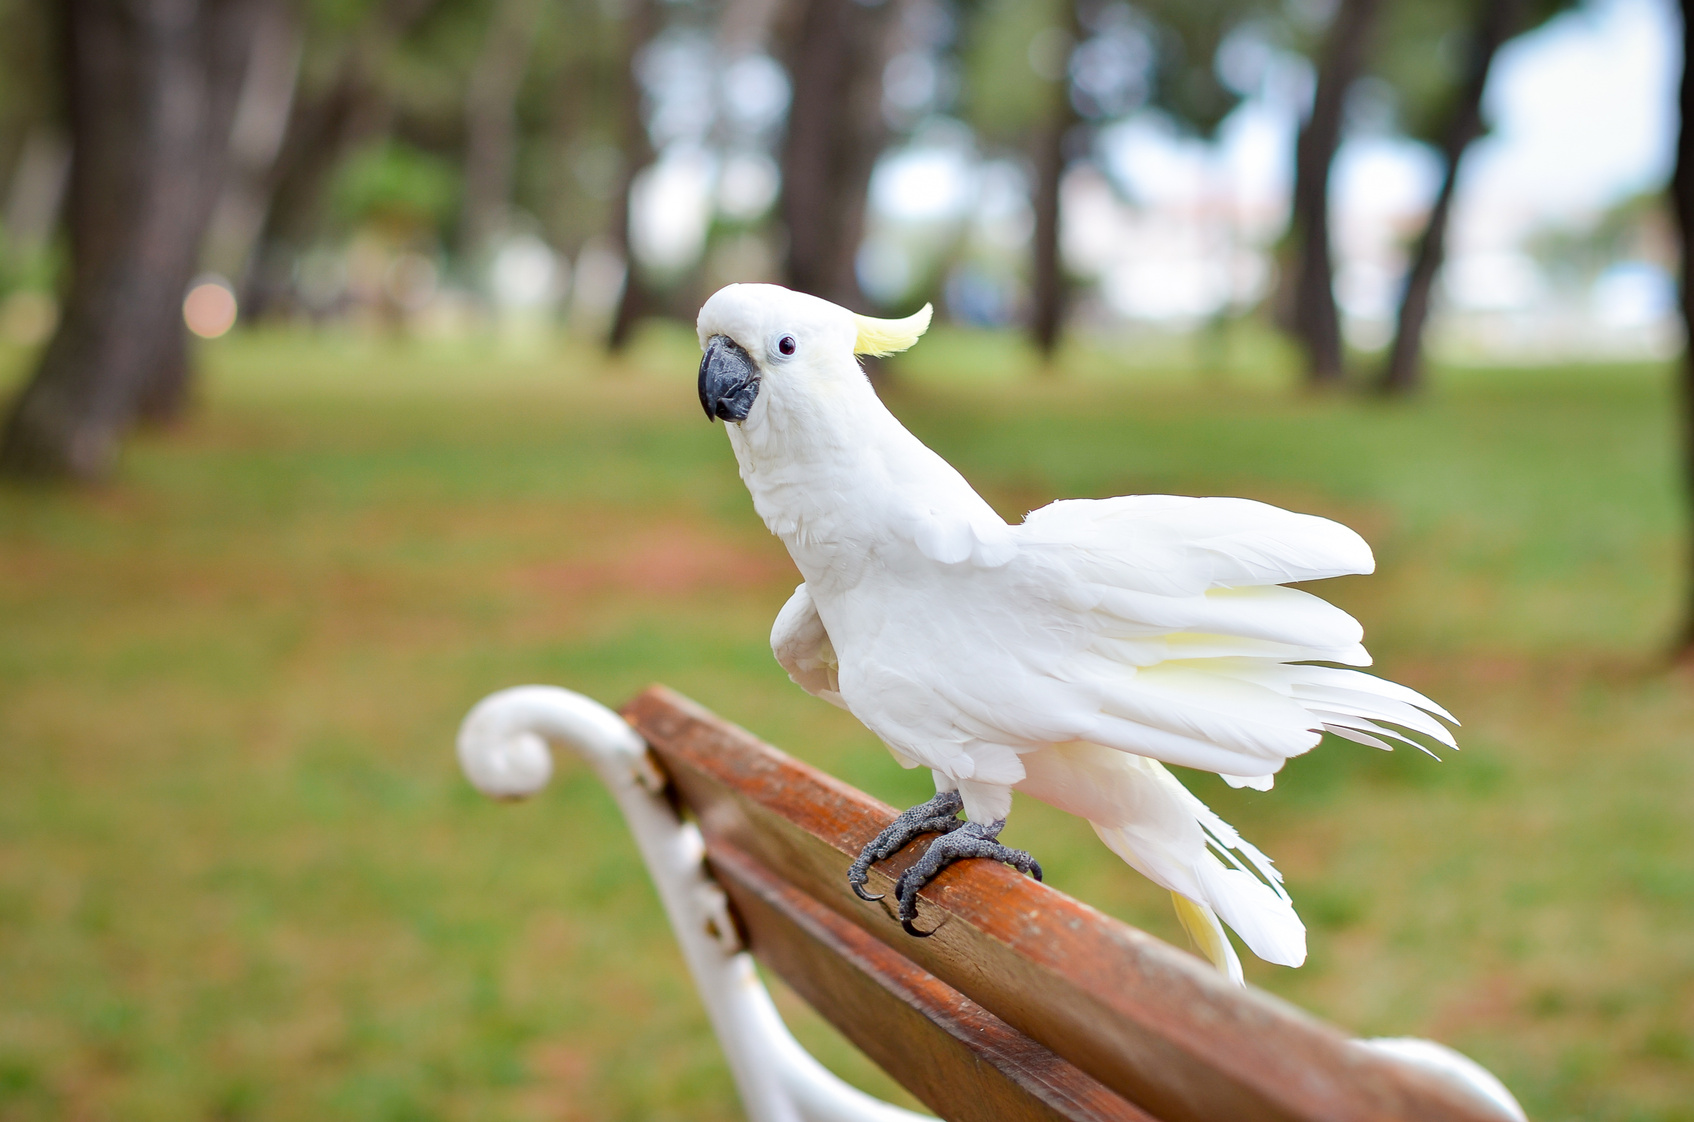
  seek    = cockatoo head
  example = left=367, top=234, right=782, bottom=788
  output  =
left=695, top=283, right=931, bottom=425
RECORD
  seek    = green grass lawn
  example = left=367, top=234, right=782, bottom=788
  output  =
left=1, top=324, right=1690, bottom=1121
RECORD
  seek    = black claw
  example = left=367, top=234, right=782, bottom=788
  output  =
left=889, top=818, right=1043, bottom=934
left=845, top=790, right=963, bottom=902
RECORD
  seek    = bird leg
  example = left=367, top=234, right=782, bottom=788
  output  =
left=847, top=790, right=964, bottom=902
left=894, top=819, right=1042, bottom=938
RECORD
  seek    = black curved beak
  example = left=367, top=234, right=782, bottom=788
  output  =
left=698, top=335, right=760, bottom=423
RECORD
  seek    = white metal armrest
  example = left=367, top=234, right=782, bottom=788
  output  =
left=457, top=685, right=930, bottom=1122
left=1354, top=1038, right=1526, bottom=1122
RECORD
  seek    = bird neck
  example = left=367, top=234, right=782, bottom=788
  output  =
left=726, top=365, right=919, bottom=550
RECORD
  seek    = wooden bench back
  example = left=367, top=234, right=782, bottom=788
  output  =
left=622, top=685, right=1506, bottom=1122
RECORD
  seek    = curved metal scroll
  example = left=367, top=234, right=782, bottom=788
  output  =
left=457, top=685, right=929, bottom=1122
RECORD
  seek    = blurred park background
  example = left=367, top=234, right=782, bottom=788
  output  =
left=3, top=0, right=1694, bottom=1119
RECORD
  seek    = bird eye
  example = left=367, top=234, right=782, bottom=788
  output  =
left=778, top=335, right=797, bottom=356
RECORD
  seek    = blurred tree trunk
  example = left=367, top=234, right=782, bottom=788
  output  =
left=1030, top=5, right=1080, bottom=363
left=607, top=0, right=659, bottom=351
left=1672, top=0, right=1694, bottom=661
left=458, top=0, right=545, bottom=265
left=0, top=0, right=269, bottom=481
left=777, top=0, right=898, bottom=309
left=1287, top=0, right=1381, bottom=387
left=1379, top=0, right=1522, bottom=395
left=243, top=0, right=440, bottom=320
left=201, top=1, right=301, bottom=283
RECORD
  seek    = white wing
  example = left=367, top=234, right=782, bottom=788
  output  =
left=771, top=584, right=848, bottom=710
left=1019, top=495, right=1451, bottom=784
left=1020, top=494, right=1375, bottom=595
left=842, top=494, right=1451, bottom=787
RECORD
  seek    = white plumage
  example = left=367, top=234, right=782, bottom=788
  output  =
left=697, top=283, right=1455, bottom=981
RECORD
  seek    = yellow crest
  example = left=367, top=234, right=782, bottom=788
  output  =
left=852, top=304, right=933, bottom=357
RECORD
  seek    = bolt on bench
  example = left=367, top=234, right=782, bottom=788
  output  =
left=457, top=684, right=1526, bottom=1122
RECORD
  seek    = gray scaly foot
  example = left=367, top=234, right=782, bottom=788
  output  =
left=894, top=819, right=1042, bottom=937
left=847, top=790, right=964, bottom=902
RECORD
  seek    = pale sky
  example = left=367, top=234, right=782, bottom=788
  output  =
left=1460, top=0, right=1678, bottom=240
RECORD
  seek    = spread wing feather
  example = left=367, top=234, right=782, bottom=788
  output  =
left=987, top=495, right=1450, bottom=974
left=984, top=495, right=1454, bottom=786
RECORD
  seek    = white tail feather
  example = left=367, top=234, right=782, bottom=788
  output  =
left=1171, top=892, right=1244, bottom=983
left=1054, top=750, right=1306, bottom=977
left=1194, top=859, right=1307, bottom=968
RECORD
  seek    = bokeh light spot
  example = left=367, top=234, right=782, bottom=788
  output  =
left=183, top=278, right=238, bottom=338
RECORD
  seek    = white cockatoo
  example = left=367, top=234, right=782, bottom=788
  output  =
left=695, top=283, right=1455, bottom=982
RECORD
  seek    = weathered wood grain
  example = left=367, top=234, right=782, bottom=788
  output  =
left=710, top=839, right=1155, bottom=1122
left=622, top=685, right=1510, bottom=1122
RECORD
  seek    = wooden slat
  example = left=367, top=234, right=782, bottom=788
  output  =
left=710, top=839, right=1157, bottom=1122
left=622, top=685, right=1509, bottom=1122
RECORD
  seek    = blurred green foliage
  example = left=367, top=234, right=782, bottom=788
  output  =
left=0, top=0, right=51, bottom=149
left=0, top=328, right=1690, bottom=1119
left=0, top=0, right=57, bottom=297
left=959, top=0, right=1067, bottom=143
left=1142, top=0, right=1263, bottom=137
left=1371, top=0, right=1576, bottom=146
left=333, top=140, right=463, bottom=239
